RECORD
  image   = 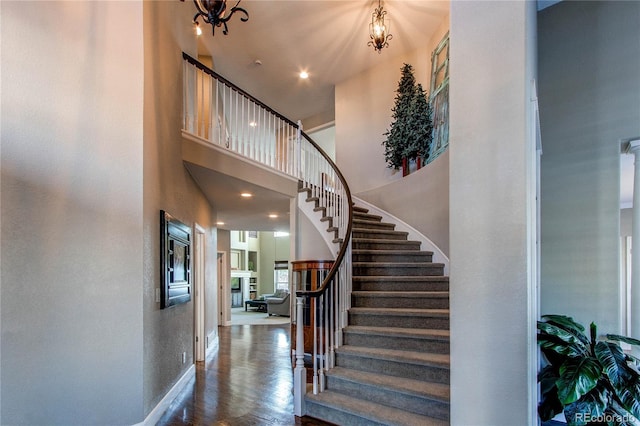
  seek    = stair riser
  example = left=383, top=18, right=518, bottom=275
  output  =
left=305, top=400, right=387, bottom=426
left=353, top=281, right=449, bottom=292
left=353, top=241, right=422, bottom=251
left=326, top=376, right=450, bottom=420
left=353, top=231, right=408, bottom=241
left=352, top=296, right=449, bottom=310
left=335, top=352, right=450, bottom=385
left=353, top=221, right=396, bottom=231
left=349, top=312, right=449, bottom=330
left=354, top=265, right=444, bottom=276
left=353, top=253, right=433, bottom=263
left=343, top=332, right=450, bottom=354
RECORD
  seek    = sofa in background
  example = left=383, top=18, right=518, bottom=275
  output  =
left=266, top=290, right=290, bottom=317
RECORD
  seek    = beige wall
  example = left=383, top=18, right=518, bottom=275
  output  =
left=143, top=0, right=218, bottom=415
left=1, top=2, right=144, bottom=424
left=449, top=1, right=537, bottom=424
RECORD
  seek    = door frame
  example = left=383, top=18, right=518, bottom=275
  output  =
left=218, top=251, right=231, bottom=326
left=193, top=224, right=206, bottom=362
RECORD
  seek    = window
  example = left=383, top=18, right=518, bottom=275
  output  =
left=429, top=32, right=449, bottom=162
left=274, top=260, right=289, bottom=291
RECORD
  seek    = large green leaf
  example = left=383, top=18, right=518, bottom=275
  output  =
left=557, top=357, right=603, bottom=405
left=563, top=383, right=609, bottom=426
left=539, top=365, right=564, bottom=421
left=541, top=315, right=590, bottom=346
left=538, top=322, right=589, bottom=357
left=615, top=382, right=640, bottom=419
left=608, top=334, right=640, bottom=347
left=595, top=341, right=631, bottom=387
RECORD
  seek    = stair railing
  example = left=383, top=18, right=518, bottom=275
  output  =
left=182, top=53, right=353, bottom=416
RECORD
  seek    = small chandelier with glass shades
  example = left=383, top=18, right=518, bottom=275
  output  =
left=368, top=0, right=392, bottom=53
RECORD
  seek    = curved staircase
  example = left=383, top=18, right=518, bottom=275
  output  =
left=304, top=205, right=450, bottom=426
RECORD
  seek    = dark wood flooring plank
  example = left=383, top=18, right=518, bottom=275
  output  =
left=156, top=324, right=332, bottom=426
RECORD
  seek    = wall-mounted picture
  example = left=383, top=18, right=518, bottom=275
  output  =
left=160, top=210, right=192, bottom=308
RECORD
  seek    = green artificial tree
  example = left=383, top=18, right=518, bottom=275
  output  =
left=405, top=83, right=434, bottom=163
left=383, top=64, right=434, bottom=172
left=383, top=63, right=416, bottom=170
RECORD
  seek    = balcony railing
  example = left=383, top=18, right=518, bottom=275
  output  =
left=182, top=53, right=353, bottom=416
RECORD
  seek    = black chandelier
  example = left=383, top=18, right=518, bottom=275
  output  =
left=368, top=0, right=392, bottom=53
left=182, top=0, right=249, bottom=36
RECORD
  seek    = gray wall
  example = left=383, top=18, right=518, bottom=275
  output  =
left=449, top=1, right=537, bottom=424
left=143, top=0, right=218, bottom=415
left=259, top=232, right=291, bottom=295
left=538, top=1, right=640, bottom=335
left=1, top=2, right=144, bottom=424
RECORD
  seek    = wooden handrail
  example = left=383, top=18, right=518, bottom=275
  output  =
left=295, top=131, right=353, bottom=299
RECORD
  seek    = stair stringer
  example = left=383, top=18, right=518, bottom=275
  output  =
left=297, top=191, right=340, bottom=256
left=352, top=195, right=449, bottom=275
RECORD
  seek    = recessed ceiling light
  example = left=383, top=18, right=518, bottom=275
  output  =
left=216, top=221, right=225, bottom=226
left=240, top=192, right=253, bottom=198
left=299, top=71, right=309, bottom=79
left=268, top=214, right=278, bottom=218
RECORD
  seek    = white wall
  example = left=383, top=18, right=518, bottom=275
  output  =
left=538, top=0, right=640, bottom=336
left=1, top=2, right=144, bottom=424
left=335, top=15, right=450, bottom=255
left=449, top=1, right=537, bottom=425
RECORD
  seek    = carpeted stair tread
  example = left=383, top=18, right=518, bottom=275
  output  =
left=353, top=237, right=421, bottom=245
left=353, top=211, right=384, bottom=221
left=349, top=307, right=450, bottom=316
left=305, top=390, right=448, bottom=426
left=352, top=229, right=409, bottom=240
left=337, top=345, right=450, bottom=368
left=353, top=275, right=449, bottom=282
left=327, top=367, right=450, bottom=402
left=344, top=325, right=450, bottom=340
left=353, top=249, right=433, bottom=255
left=354, top=261, right=445, bottom=268
left=352, top=290, right=449, bottom=298
left=353, top=205, right=369, bottom=213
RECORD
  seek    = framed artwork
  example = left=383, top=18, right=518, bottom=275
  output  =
left=160, top=210, right=192, bottom=308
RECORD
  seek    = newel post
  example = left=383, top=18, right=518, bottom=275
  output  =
left=293, top=296, right=306, bottom=416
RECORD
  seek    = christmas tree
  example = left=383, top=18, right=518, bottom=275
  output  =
left=382, top=64, right=434, bottom=171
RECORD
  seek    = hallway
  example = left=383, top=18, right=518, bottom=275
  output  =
left=156, top=324, right=331, bottom=425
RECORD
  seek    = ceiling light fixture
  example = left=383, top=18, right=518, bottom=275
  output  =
left=299, top=71, right=309, bottom=79
left=240, top=192, right=253, bottom=198
left=368, top=0, right=392, bottom=53
left=195, top=22, right=203, bottom=36
left=216, top=221, right=225, bottom=226
left=268, top=214, right=278, bottom=218
left=181, top=0, right=249, bottom=36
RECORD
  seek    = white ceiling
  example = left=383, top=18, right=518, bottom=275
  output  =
left=187, top=0, right=449, bottom=231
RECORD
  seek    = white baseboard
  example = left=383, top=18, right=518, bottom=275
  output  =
left=206, top=332, right=219, bottom=360
left=133, top=364, right=196, bottom=426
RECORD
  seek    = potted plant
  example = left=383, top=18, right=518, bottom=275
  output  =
left=383, top=64, right=434, bottom=176
left=538, top=314, right=640, bottom=425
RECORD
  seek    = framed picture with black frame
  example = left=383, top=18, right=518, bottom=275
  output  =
left=160, top=210, right=192, bottom=308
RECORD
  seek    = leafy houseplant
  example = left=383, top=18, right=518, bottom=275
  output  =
left=538, top=315, right=640, bottom=425
left=382, top=64, right=434, bottom=172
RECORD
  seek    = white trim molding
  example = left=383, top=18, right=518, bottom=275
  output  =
left=134, top=364, right=195, bottom=426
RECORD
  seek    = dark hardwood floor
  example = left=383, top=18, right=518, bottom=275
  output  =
left=156, top=324, right=333, bottom=426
